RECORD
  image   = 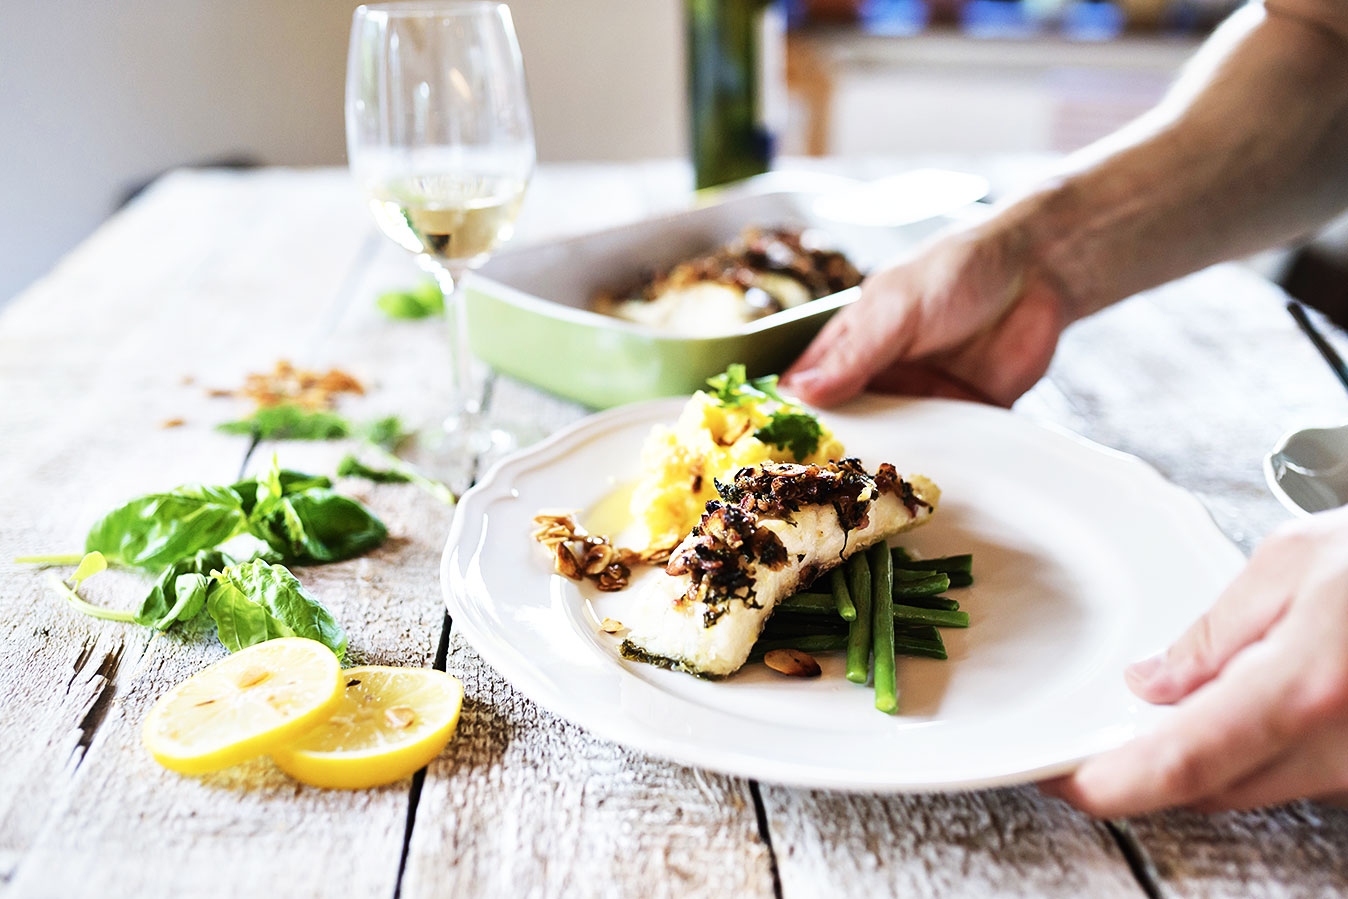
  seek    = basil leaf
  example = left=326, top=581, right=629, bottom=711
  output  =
left=156, top=573, right=210, bottom=631
left=705, top=364, right=785, bottom=407
left=232, top=467, right=333, bottom=517
left=361, top=415, right=410, bottom=452
left=376, top=280, right=444, bottom=319
left=336, top=454, right=412, bottom=484
left=217, top=404, right=352, bottom=441
left=85, top=484, right=248, bottom=571
left=135, top=549, right=231, bottom=629
left=208, top=560, right=346, bottom=659
left=249, top=489, right=387, bottom=564
left=755, top=410, right=824, bottom=461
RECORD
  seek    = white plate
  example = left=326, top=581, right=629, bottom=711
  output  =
left=441, top=395, right=1245, bottom=792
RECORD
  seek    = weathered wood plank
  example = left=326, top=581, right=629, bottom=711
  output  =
left=9, top=163, right=1348, bottom=899
left=1127, top=805, right=1348, bottom=899
left=0, top=169, right=447, bottom=898
left=399, top=376, right=777, bottom=899
left=763, top=786, right=1142, bottom=899
left=400, top=634, right=777, bottom=899
left=1024, top=265, right=1348, bottom=897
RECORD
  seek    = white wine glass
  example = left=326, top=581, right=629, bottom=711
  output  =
left=346, top=1, right=535, bottom=459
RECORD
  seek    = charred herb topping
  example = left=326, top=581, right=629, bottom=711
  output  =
left=666, top=459, right=927, bottom=627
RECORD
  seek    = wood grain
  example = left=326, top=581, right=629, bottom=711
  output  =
left=6, top=165, right=1348, bottom=899
left=762, top=786, right=1142, bottom=899
left=0, top=170, right=446, bottom=898
left=1022, top=266, right=1348, bottom=897
left=400, top=634, right=776, bottom=899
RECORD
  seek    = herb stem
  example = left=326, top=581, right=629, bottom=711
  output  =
left=48, top=575, right=136, bottom=623
left=360, top=445, right=457, bottom=506
left=15, top=554, right=87, bottom=566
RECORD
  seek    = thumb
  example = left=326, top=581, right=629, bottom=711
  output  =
left=782, top=283, right=917, bottom=408
left=1125, top=552, right=1291, bottom=704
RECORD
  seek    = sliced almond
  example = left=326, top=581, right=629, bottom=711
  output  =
left=599, top=618, right=624, bottom=634
left=384, top=706, right=416, bottom=729
left=763, top=649, right=822, bottom=678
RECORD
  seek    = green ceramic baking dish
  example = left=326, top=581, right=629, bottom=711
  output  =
left=464, top=185, right=957, bottom=409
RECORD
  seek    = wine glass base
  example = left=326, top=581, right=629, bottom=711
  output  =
left=420, top=412, right=545, bottom=478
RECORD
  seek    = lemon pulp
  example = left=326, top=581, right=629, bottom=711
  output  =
left=141, top=637, right=343, bottom=775
left=271, top=666, right=464, bottom=789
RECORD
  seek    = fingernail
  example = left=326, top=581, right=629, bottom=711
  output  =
left=1125, top=652, right=1164, bottom=683
left=782, top=369, right=821, bottom=394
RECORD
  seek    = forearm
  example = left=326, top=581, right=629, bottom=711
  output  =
left=1010, top=0, right=1348, bottom=320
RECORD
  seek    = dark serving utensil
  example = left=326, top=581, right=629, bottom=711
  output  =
left=1287, top=300, right=1348, bottom=395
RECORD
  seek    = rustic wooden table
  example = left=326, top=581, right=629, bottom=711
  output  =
left=4, top=162, right=1348, bottom=899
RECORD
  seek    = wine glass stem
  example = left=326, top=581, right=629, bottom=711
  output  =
left=427, top=262, right=482, bottom=421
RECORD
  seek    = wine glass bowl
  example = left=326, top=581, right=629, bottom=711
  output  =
left=346, top=1, right=535, bottom=457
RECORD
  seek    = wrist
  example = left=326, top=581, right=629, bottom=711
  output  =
left=977, top=181, right=1097, bottom=326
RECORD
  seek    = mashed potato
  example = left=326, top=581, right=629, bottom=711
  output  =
left=631, top=378, right=845, bottom=550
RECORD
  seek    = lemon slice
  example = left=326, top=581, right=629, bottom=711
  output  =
left=142, top=638, right=342, bottom=775
left=271, top=666, right=464, bottom=789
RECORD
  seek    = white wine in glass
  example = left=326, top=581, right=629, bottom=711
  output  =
left=346, top=2, right=536, bottom=459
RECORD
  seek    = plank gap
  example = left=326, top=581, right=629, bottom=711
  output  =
left=748, top=781, right=784, bottom=899
left=393, top=615, right=453, bottom=899
left=1104, top=821, right=1163, bottom=899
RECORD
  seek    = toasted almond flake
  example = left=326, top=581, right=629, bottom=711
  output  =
left=763, top=649, right=822, bottom=678
left=384, top=706, right=416, bottom=729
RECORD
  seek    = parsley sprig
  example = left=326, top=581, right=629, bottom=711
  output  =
left=704, top=364, right=824, bottom=461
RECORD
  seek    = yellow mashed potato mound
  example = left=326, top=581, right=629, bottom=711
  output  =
left=631, top=389, right=845, bottom=550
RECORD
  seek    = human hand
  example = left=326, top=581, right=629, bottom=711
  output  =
left=1042, top=504, right=1348, bottom=816
left=781, top=217, right=1072, bottom=408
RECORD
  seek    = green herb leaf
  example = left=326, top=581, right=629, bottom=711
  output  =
left=361, top=415, right=409, bottom=452
left=376, top=280, right=444, bottom=320
left=217, top=404, right=352, bottom=441
left=208, top=560, right=347, bottom=659
left=336, top=454, right=412, bottom=484
left=246, top=489, right=387, bottom=565
left=71, top=551, right=108, bottom=588
left=232, top=464, right=333, bottom=517
left=705, top=364, right=785, bottom=407
left=337, top=453, right=457, bottom=506
left=754, top=411, right=824, bottom=461
left=163, top=573, right=210, bottom=630
left=135, top=549, right=232, bottom=630
left=85, top=484, right=249, bottom=571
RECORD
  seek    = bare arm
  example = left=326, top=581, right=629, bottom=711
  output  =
left=1027, top=0, right=1348, bottom=320
left=784, top=0, right=1348, bottom=408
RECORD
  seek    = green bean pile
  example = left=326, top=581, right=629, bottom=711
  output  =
left=750, top=547, right=973, bottom=714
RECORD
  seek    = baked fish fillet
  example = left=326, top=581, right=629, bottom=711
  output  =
left=620, top=458, right=940, bottom=678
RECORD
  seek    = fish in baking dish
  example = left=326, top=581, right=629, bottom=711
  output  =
left=620, top=458, right=940, bottom=678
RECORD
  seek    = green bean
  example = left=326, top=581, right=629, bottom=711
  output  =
left=895, top=552, right=974, bottom=588
left=898, top=595, right=961, bottom=612
left=830, top=566, right=856, bottom=622
left=870, top=543, right=897, bottom=713
left=778, top=592, right=835, bottom=613
left=844, top=551, right=872, bottom=684
left=891, top=570, right=950, bottom=598
left=748, top=633, right=848, bottom=662
left=894, top=634, right=948, bottom=660
left=894, top=552, right=972, bottom=573
left=892, top=603, right=969, bottom=628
